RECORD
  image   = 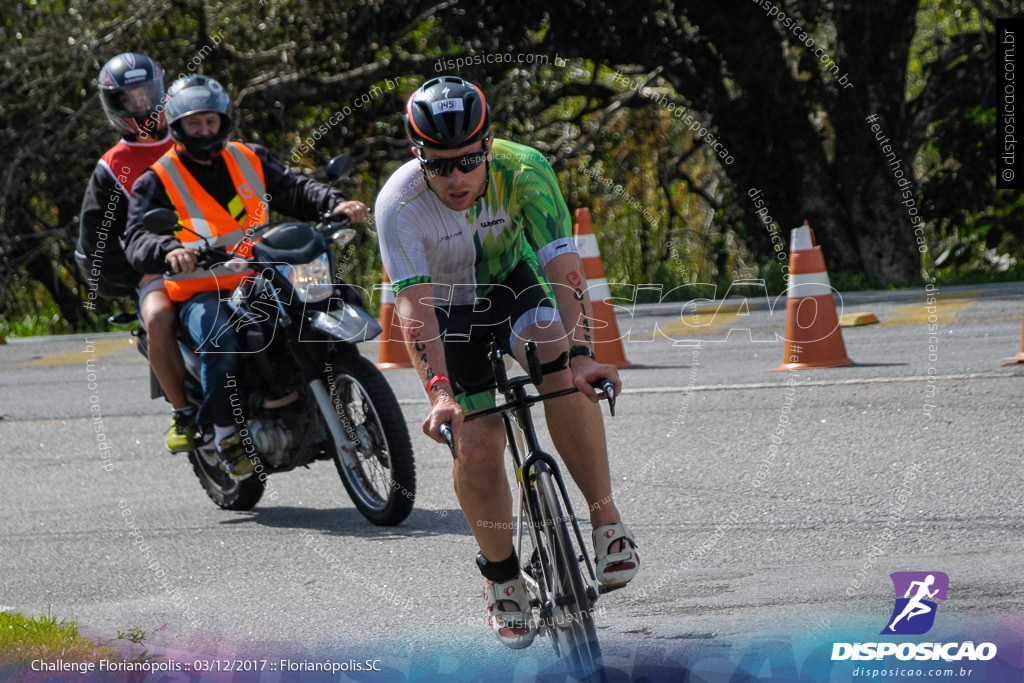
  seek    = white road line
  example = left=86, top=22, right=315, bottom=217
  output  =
left=394, top=370, right=1021, bottom=404
left=619, top=371, right=1021, bottom=394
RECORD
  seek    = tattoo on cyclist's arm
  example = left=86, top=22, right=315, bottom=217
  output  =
left=571, top=285, right=593, bottom=344
left=406, top=327, right=433, bottom=373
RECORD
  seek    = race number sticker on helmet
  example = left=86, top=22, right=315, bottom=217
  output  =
left=431, top=99, right=465, bottom=114
left=404, top=76, right=491, bottom=149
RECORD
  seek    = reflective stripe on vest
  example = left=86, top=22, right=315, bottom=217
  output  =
left=152, top=142, right=268, bottom=301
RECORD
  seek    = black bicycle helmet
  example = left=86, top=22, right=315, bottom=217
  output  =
left=165, top=75, right=232, bottom=160
left=98, top=53, right=166, bottom=138
left=404, top=76, right=490, bottom=149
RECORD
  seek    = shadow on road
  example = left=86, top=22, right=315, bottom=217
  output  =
left=218, top=505, right=470, bottom=539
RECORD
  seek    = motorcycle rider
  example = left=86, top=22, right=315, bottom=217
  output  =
left=75, top=52, right=195, bottom=453
left=125, top=74, right=369, bottom=479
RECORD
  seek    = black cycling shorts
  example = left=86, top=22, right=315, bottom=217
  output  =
left=435, top=260, right=562, bottom=410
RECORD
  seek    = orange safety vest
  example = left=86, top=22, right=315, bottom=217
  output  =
left=152, top=142, right=269, bottom=302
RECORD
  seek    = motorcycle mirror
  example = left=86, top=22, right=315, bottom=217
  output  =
left=326, top=154, right=355, bottom=182
left=143, top=208, right=181, bottom=235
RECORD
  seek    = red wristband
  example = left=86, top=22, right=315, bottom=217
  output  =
left=427, top=374, right=451, bottom=393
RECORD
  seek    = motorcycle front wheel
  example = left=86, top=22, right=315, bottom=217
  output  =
left=323, top=353, right=415, bottom=526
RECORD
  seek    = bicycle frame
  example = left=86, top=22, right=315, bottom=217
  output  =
left=448, top=338, right=611, bottom=671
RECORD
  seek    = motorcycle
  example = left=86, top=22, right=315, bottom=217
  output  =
left=117, top=155, right=415, bottom=525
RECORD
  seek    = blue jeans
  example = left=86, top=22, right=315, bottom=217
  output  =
left=178, top=291, right=241, bottom=429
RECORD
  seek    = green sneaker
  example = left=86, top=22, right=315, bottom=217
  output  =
left=166, top=410, right=197, bottom=452
left=216, top=433, right=255, bottom=480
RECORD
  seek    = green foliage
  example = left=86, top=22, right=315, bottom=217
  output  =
left=0, top=0, right=1014, bottom=335
left=0, top=275, right=77, bottom=338
left=0, top=610, right=120, bottom=675
left=115, top=626, right=146, bottom=644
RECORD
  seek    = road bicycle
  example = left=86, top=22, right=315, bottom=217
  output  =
left=440, top=337, right=619, bottom=677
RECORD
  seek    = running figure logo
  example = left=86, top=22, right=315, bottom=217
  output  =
left=881, top=571, right=949, bottom=635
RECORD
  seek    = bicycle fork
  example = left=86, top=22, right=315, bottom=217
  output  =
left=505, top=398, right=600, bottom=623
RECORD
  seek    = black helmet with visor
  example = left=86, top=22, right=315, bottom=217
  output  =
left=98, top=52, right=166, bottom=138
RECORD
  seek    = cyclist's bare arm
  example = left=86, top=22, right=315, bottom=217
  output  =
left=394, top=283, right=463, bottom=442
left=543, top=252, right=622, bottom=401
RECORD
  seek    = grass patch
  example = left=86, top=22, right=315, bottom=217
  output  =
left=0, top=611, right=155, bottom=680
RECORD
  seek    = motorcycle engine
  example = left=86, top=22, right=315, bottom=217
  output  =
left=247, top=416, right=301, bottom=467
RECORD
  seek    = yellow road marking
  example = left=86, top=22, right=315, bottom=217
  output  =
left=23, top=336, right=133, bottom=366
left=878, top=291, right=980, bottom=326
left=656, top=303, right=756, bottom=338
left=650, top=291, right=985, bottom=337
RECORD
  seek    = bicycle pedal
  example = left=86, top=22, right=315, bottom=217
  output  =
left=598, top=583, right=626, bottom=595
left=524, top=548, right=541, bottom=580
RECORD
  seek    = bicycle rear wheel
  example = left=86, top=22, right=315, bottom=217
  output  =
left=535, top=465, right=603, bottom=676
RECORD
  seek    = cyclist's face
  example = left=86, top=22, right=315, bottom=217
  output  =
left=419, top=138, right=491, bottom=211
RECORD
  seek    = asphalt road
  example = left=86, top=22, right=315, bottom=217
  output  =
left=2, top=281, right=1024, bottom=681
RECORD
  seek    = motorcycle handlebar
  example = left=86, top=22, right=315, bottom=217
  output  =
left=319, top=212, right=352, bottom=229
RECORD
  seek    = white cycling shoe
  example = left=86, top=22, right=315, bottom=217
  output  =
left=593, top=522, right=640, bottom=588
left=484, top=575, right=537, bottom=649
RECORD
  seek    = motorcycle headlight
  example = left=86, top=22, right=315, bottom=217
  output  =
left=280, top=253, right=333, bottom=303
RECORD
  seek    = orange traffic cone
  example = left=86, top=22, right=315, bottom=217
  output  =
left=768, top=221, right=853, bottom=371
left=572, top=208, right=640, bottom=368
left=1001, top=300, right=1024, bottom=365
left=376, top=268, right=413, bottom=370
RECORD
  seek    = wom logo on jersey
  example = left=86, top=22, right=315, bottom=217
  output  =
left=882, top=571, right=948, bottom=635
left=832, top=572, right=998, bottom=662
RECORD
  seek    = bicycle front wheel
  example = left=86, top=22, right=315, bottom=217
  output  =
left=535, top=465, right=603, bottom=675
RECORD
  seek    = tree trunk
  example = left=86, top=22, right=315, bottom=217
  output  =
left=833, top=0, right=923, bottom=285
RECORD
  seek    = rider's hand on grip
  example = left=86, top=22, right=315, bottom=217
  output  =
left=570, top=357, right=621, bottom=404
left=424, top=391, right=462, bottom=452
left=164, top=247, right=197, bottom=275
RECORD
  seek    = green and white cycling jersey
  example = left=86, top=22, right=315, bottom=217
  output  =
left=375, top=138, right=577, bottom=307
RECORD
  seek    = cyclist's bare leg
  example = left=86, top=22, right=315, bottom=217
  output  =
left=452, top=411, right=516, bottom=563
left=543, top=380, right=622, bottom=528
left=141, top=287, right=188, bottom=409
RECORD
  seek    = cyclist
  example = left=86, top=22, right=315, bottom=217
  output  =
left=125, top=75, right=369, bottom=479
left=375, top=76, right=639, bottom=649
left=75, top=52, right=194, bottom=453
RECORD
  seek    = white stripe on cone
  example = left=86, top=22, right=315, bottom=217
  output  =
left=573, top=233, right=602, bottom=260
left=790, top=226, right=815, bottom=251
left=787, top=272, right=833, bottom=297
left=585, top=277, right=611, bottom=301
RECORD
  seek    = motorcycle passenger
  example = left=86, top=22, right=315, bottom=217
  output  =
left=375, top=76, right=640, bottom=648
left=75, top=52, right=195, bottom=453
left=125, top=74, right=369, bottom=480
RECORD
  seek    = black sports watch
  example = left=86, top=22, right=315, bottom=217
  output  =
left=568, top=345, right=595, bottom=364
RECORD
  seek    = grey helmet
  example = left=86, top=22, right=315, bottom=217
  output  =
left=165, top=75, right=232, bottom=160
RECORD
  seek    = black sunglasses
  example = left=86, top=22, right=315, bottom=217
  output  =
left=418, top=148, right=488, bottom=177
